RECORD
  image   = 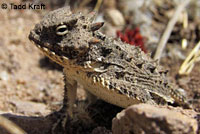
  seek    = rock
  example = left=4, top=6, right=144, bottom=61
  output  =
left=104, top=9, right=125, bottom=27
left=9, top=100, right=50, bottom=116
left=0, top=71, right=9, bottom=81
left=112, top=104, right=198, bottom=134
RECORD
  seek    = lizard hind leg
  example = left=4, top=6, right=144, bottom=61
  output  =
left=85, top=90, right=97, bottom=105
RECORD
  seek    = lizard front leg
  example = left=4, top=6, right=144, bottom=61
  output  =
left=52, top=72, right=77, bottom=134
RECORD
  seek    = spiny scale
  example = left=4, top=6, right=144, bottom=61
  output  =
left=88, top=38, right=101, bottom=44
left=90, top=22, right=104, bottom=31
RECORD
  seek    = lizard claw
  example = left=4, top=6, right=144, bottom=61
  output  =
left=50, top=111, right=71, bottom=134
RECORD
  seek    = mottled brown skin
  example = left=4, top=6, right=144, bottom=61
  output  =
left=29, top=7, right=190, bottom=133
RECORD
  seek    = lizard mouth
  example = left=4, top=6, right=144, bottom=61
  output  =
left=32, top=40, right=69, bottom=65
left=29, top=27, right=81, bottom=65
left=29, top=31, right=69, bottom=65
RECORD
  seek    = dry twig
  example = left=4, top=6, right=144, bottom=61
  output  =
left=94, top=0, right=103, bottom=12
left=153, top=0, right=191, bottom=61
left=179, top=41, right=200, bottom=75
left=0, top=115, right=26, bottom=134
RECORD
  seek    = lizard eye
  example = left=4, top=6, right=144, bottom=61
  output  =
left=56, top=25, right=68, bottom=35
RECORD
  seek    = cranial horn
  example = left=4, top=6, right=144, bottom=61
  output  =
left=90, top=22, right=104, bottom=31
left=68, top=18, right=78, bottom=27
left=89, top=38, right=101, bottom=44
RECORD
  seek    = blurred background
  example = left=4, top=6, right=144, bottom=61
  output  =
left=0, top=0, right=200, bottom=133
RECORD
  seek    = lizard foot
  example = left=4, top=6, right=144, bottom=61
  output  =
left=48, top=110, right=71, bottom=134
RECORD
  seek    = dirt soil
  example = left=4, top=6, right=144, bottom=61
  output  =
left=0, top=1, right=200, bottom=134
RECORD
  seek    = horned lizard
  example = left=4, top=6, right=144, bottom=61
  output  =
left=29, top=6, right=190, bottom=133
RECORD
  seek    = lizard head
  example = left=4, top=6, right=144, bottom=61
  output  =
left=29, top=6, right=103, bottom=66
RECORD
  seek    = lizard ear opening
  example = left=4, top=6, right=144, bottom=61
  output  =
left=56, top=25, right=68, bottom=35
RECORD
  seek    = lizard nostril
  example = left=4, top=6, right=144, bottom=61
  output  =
left=34, top=24, right=42, bottom=34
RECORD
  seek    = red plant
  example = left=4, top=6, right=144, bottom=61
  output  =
left=116, top=28, right=146, bottom=53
